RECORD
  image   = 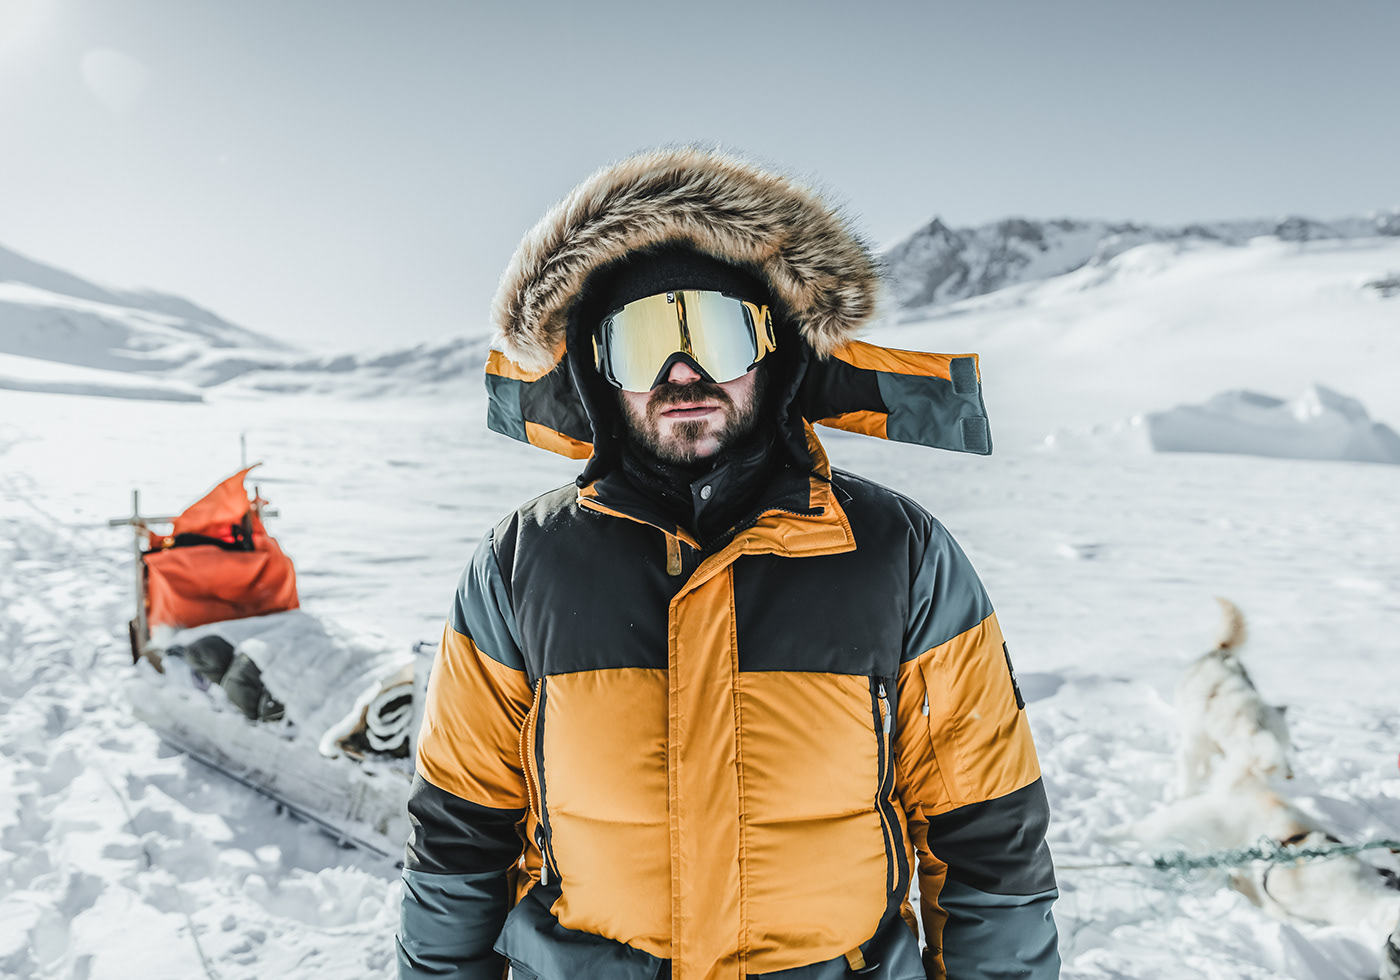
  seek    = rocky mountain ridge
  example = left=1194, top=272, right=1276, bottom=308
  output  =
left=882, top=208, right=1400, bottom=309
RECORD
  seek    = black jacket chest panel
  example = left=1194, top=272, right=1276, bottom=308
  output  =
left=734, top=473, right=922, bottom=677
left=502, top=472, right=931, bottom=682
left=506, top=488, right=682, bottom=679
left=732, top=548, right=906, bottom=677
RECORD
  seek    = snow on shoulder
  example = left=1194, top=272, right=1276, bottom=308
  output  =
left=1045, top=385, right=1400, bottom=464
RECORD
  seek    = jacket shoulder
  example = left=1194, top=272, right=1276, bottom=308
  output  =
left=830, top=468, right=944, bottom=543
left=487, top=482, right=583, bottom=565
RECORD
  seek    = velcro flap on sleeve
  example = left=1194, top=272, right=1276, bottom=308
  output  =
left=804, top=342, right=992, bottom=455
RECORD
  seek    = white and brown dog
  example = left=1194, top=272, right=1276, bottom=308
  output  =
left=1173, top=598, right=1291, bottom=798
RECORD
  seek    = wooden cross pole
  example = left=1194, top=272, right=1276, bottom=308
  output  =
left=252, top=486, right=279, bottom=521
left=108, top=489, right=177, bottom=660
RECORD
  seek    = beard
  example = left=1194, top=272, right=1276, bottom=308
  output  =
left=619, top=371, right=766, bottom=466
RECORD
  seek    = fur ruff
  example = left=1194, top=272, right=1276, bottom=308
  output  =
left=491, top=148, right=881, bottom=373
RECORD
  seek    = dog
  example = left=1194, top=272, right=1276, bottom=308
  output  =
left=1134, top=769, right=1400, bottom=961
left=1174, top=598, right=1291, bottom=798
left=1130, top=599, right=1400, bottom=969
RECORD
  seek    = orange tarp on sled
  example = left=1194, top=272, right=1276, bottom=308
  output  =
left=144, top=467, right=299, bottom=631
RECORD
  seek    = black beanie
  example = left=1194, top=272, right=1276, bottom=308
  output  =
left=579, top=244, right=773, bottom=337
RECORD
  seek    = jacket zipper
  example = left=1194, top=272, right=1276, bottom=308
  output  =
left=521, top=677, right=561, bottom=886
left=871, top=677, right=908, bottom=921
left=871, top=679, right=895, bottom=902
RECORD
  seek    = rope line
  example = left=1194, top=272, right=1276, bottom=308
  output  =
left=1056, top=836, right=1400, bottom=876
left=1153, top=836, right=1400, bottom=874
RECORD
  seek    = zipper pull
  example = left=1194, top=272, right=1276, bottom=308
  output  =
left=665, top=533, right=682, bottom=576
left=877, top=682, right=891, bottom=735
left=922, top=692, right=929, bottom=717
left=536, top=827, right=549, bottom=885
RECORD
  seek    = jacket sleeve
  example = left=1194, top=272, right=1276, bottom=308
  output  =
left=892, top=518, right=1059, bottom=980
left=398, top=525, right=533, bottom=979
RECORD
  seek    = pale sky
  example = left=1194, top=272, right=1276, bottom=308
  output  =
left=1, top=0, right=1397, bottom=350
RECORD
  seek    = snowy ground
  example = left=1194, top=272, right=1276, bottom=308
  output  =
left=3, top=376, right=1399, bottom=979
left=3, top=232, right=1399, bottom=979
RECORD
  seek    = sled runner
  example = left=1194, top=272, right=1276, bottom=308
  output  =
left=111, top=467, right=426, bottom=856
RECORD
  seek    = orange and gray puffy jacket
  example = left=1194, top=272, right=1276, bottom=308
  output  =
left=398, top=149, right=1059, bottom=980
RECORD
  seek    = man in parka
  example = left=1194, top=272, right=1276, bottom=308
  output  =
left=398, top=149, right=1059, bottom=980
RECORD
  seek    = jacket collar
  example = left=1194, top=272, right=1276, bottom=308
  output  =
left=616, top=425, right=786, bottom=548
left=577, top=424, right=853, bottom=561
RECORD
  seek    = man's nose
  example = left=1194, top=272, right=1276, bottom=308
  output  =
left=666, top=360, right=703, bottom=385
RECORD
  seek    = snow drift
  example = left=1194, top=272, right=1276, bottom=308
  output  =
left=1148, top=386, right=1400, bottom=464
left=1045, top=385, right=1400, bottom=464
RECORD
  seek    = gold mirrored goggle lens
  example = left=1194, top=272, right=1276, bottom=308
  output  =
left=595, top=290, right=774, bottom=392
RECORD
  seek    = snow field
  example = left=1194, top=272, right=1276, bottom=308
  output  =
left=1, top=456, right=403, bottom=978
left=4, top=224, right=1400, bottom=980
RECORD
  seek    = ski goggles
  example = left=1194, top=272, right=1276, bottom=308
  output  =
left=593, top=290, right=776, bottom=392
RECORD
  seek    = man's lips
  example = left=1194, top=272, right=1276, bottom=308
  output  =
left=660, top=404, right=720, bottom=419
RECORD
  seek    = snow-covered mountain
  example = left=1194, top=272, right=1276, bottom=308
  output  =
left=882, top=209, right=1400, bottom=310
left=0, top=242, right=296, bottom=376
left=0, top=243, right=288, bottom=350
left=0, top=242, right=491, bottom=394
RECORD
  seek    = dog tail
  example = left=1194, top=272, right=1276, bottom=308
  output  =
left=1213, top=597, right=1247, bottom=652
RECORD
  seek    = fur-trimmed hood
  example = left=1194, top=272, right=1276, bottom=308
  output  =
left=491, top=147, right=881, bottom=373
left=483, top=150, right=993, bottom=465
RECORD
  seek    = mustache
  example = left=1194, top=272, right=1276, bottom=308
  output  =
left=647, top=382, right=734, bottom=411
